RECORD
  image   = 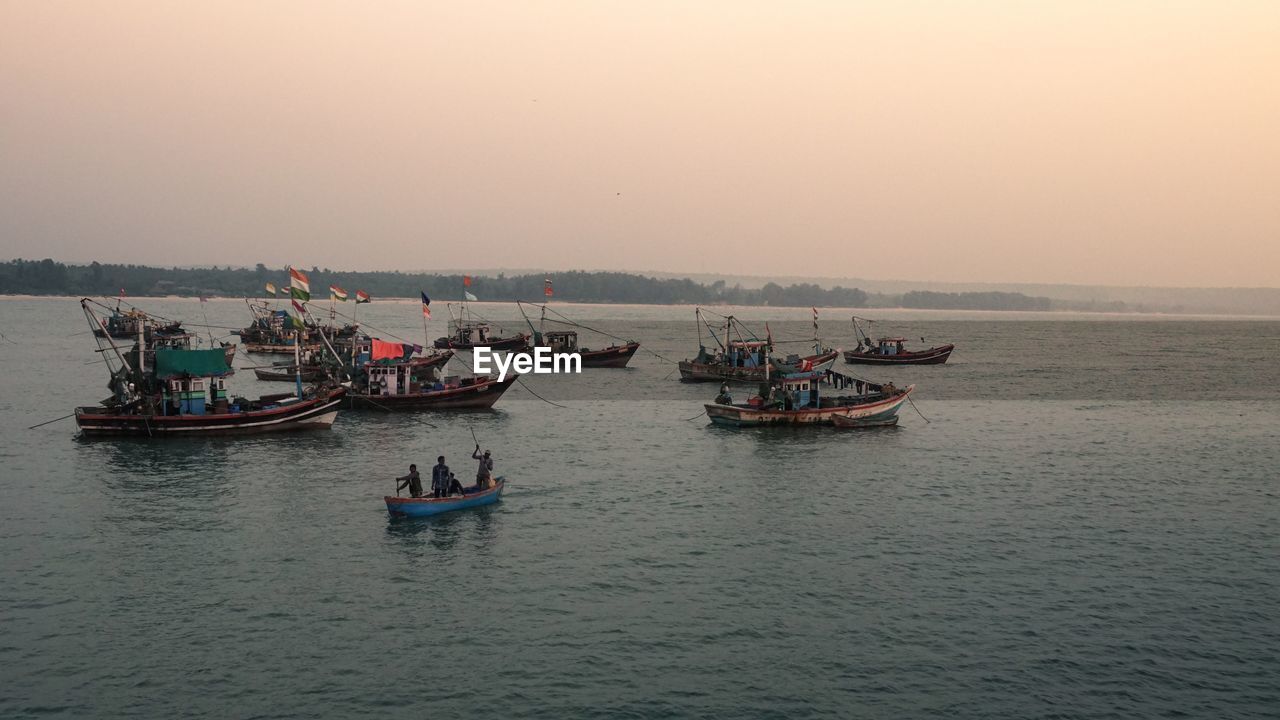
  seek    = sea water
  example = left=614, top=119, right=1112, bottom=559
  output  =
left=1, top=299, right=1277, bottom=718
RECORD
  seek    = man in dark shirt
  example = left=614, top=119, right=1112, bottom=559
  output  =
left=432, top=456, right=450, bottom=498
left=396, top=464, right=423, bottom=498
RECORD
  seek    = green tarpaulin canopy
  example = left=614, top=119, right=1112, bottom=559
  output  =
left=154, top=348, right=231, bottom=379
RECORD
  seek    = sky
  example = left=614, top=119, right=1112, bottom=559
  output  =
left=1, top=1, right=1277, bottom=287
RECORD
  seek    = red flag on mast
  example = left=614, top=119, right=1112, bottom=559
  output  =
left=463, top=275, right=472, bottom=287
left=544, top=278, right=553, bottom=297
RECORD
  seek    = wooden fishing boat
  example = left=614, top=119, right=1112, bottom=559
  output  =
left=843, top=341, right=954, bottom=365
left=680, top=345, right=838, bottom=383
left=348, top=373, right=517, bottom=410
left=254, top=363, right=327, bottom=382
left=576, top=340, right=641, bottom=368
left=236, top=302, right=323, bottom=354
left=679, top=308, right=838, bottom=382
left=93, top=306, right=184, bottom=339
left=843, top=317, right=954, bottom=365
left=76, top=298, right=347, bottom=438
left=76, top=387, right=346, bottom=437
left=385, top=478, right=505, bottom=518
left=346, top=338, right=511, bottom=410
left=704, top=362, right=914, bottom=428
left=433, top=320, right=530, bottom=352
left=517, top=301, right=643, bottom=368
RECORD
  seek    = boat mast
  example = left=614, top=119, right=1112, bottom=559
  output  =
left=294, top=329, right=303, bottom=399
left=83, top=299, right=133, bottom=375
left=136, top=311, right=146, bottom=388
left=421, top=302, right=430, bottom=351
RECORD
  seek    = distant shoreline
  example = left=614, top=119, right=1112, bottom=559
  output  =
left=4, top=293, right=1277, bottom=321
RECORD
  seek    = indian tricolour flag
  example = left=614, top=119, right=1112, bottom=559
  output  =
left=355, top=290, right=371, bottom=304
left=289, top=267, right=311, bottom=301
left=330, top=285, right=348, bottom=301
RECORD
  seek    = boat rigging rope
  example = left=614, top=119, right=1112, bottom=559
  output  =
left=514, top=376, right=569, bottom=409
left=28, top=412, right=77, bottom=430
left=682, top=409, right=707, bottom=421
left=519, top=301, right=683, bottom=365
left=445, top=303, right=519, bottom=335
left=907, top=395, right=931, bottom=424
left=325, top=306, right=418, bottom=346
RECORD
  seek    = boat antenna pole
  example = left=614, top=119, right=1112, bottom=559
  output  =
left=421, top=300, right=430, bottom=351
left=136, top=309, right=146, bottom=389
left=294, top=329, right=303, bottom=399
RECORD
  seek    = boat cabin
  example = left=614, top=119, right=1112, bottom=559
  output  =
left=543, top=330, right=579, bottom=353
left=351, top=338, right=471, bottom=397
left=154, top=348, right=234, bottom=415
left=449, top=321, right=492, bottom=346
left=744, top=369, right=823, bottom=410
left=739, top=366, right=888, bottom=411
left=864, top=336, right=908, bottom=356
left=692, top=339, right=769, bottom=368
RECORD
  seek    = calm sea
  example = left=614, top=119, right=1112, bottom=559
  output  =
left=1, top=298, right=1277, bottom=719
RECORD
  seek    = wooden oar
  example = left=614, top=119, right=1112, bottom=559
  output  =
left=28, top=412, right=76, bottom=430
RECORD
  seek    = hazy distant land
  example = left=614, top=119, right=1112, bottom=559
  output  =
left=3, top=259, right=1277, bottom=315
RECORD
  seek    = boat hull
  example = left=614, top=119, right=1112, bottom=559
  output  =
left=254, top=365, right=325, bottom=382
left=679, top=350, right=838, bottom=383
left=704, top=386, right=913, bottom=428
left=844, top=345, right=954, bottom=365
left=578, top=342, right=641, bottom=368
left=347, top=375, right=517, bottom=411
left=244, top=342, right=322, bottom=355
left=385, top=479, right=505, bottom=518
left=75, top=389, right=346, bottom=437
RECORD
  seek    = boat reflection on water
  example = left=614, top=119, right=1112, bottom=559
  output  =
left=383, top=501, right=502, bottom=554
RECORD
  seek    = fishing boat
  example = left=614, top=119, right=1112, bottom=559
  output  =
left=385, top=478, right=505, bottom=518
left=75, top=299, right=346, bottom=437
left=253, top=361, right=327, bottom=382
left=679, top=309, right=837, bottom=383
left=93, top=305, right=185, bottom=339
left=547, top=331, right=640, bottom=367
left=433, top=303, right=530, bottom=351
left=236, top=301, right=323, bottom=354
left=433, top=319, right=530, bottom=351
left=518, top=301, right=641, bottom=368
left=704, top=358, right=913, bottom=428
left=843, top=317, right=954, bottom=365
left=346, top=337, right=512, bottom=410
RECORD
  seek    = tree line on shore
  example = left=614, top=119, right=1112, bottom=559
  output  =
left=1, top=258, right=1062, bottom=311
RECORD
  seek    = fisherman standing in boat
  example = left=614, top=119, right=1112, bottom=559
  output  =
left=715, top=383, right=733, bottom=405
left=473, top=445, right=494, bottom=490
left=432, top=456, right=450, bottom=498
left=396, top=464, right=424, bottom=498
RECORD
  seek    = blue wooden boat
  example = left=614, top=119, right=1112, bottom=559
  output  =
left=384, top=478, right=505, bottom=518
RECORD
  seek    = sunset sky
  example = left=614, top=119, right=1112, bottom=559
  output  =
left=2, top=1, right=1277, bottom=287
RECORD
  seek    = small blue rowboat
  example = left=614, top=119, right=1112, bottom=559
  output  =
left=384, top=478, right=505, bottom=518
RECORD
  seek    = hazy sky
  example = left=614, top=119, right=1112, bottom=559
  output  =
left=2, top=1, right=1277, bottom=287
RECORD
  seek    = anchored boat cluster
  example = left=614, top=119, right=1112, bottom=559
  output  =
left=73, top=290, right=952, bottom=516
